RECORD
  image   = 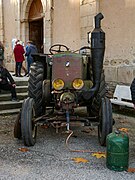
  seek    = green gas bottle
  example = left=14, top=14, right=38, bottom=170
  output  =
left=106, top=130, right=129, bottom=171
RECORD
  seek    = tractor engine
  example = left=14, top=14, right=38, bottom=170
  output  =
left=51, top=53, right=84, bottom=111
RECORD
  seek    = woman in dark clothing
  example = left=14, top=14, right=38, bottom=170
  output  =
left=0, top=62, right=18, bottom=101
left=130, top=78, right=135, bottom=108
left=0, top=41, right=4, bottom=64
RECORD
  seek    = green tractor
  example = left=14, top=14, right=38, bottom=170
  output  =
left=14, top=13, right=113, bottom=147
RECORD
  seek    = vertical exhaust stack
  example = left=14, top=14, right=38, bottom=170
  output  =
left=83, top=13, right=105, bottom=100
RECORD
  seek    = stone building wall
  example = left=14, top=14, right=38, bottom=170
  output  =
left=3, top=0, right=19, bottom=70
left=80, top=0, right=98, bottom=46
left=0, top=0, right=4, bottom=43
left=1, top=0, right=135, bottom=91
left=99, top=0, right=135, bottom=87
left=52, top=0, right=80, bottom=50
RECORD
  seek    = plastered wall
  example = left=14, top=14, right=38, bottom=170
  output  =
left=100, top=0, right=135, bottom=85
left=2, top=0, right=135, bottom=86
left=52, top=0, right=81, bottom=51
left=3, top=0, right=19, bottom=70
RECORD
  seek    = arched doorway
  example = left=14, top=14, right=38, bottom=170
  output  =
left=28, top=0, right=43, bottom=53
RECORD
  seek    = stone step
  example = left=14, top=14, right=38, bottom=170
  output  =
left=0, top=86, right=28, bottom=94
left=0, top=100, right=23, bottom=110
left=15, top=80, right=28, bottom=86
left=16, top=86, right=28, bottom=93
left=0, top=92, right=27, bottom=101
left=10, top=73, right=28, bottom=85
left=0, top=108, right=21, bottom=115
left=0, top=75, right=28, bottom=115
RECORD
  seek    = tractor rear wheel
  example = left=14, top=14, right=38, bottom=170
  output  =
left=98, top=97, right=113, bottom=146
left=88, top=71, right=106, bottom=116
left=28, top=61, right=44, bottom=116
left=21, top=98, right=37, bottom=146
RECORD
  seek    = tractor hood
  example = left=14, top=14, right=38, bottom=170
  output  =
left=52, top=53, right=83, bottom=87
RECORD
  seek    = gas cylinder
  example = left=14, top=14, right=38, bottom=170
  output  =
left=106, top=130, right=129, bottom=171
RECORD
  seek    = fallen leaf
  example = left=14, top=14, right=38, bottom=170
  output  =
left=92, top=152, right=106, bottom=159
left=118, top=128, right=129, bottom=133
left=41, top=125, right=48, bottom=129
left=18, top=147, right=29, bottom=152
left=71, top=157, right=89, bottom=163
left=127, top=168, right=135, bottom=173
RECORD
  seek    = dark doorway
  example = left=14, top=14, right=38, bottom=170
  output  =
left=29, top=18, right=43, bottom=53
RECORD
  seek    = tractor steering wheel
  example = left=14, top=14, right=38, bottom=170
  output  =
left=49, top=44, right=69, bottom=55
left=79, top=46, right=91, bottom=55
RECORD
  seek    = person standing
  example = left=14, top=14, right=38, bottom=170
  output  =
left=0, top=41, right=4, bottom=65
left=19, top=40, right=27, bottom=76
left=25, top=40, right=38, bottom=76
left=0, top=61, right=19, bottom=101
left=13, top=40, right=25, bottom=77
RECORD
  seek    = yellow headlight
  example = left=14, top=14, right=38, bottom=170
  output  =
left=52, top=79, right=64, bottom=90
left=72, top=78, right=84, bottom=90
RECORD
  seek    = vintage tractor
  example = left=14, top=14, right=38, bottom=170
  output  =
left=14, top=13, right=113, bottom=147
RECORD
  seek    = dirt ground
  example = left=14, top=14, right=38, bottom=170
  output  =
left=0, top=112, right=135, bottom=179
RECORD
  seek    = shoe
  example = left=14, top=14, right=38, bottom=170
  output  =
left=12, top=98, right=19, bottom=102
left=24, top=72, right=28, bottom=76
left=12, top=74, right=16, bottom=76
left=26, top=74, right=29, bottom=77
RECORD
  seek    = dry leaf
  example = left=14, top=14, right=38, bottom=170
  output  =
left=18, top=147, right=29, bottom=152
left=41, top=125, right=48, bottom=129
left=118, top=128, right=129, bottom=133
left=92, top=152, right=106, bottom=159
left=71, top=157, right=89, bottom=163
left=127, top=168, right=135, bottom=173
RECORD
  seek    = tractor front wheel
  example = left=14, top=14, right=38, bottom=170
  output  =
left=21, top=97, right=37, bottom=146
left=98, top=97, right=113, bottom=146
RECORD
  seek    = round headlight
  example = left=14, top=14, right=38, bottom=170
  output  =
left=52, top=79, right=64, bottom=90
left=72, top=78, right=84, bottom=90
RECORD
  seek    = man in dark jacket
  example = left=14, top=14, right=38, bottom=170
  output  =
left=130, top=78, right=135, bottom=108
left=25, top=40, right=38, bottom=76
left=0, top=62, right=19, bottom=101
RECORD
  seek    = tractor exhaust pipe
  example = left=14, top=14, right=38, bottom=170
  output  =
left=95, top=12, right=104, bottom=28
left=83, top=13, right=105, bottom=100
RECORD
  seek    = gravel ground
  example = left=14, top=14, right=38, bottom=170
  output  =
left=0, top=112, right=135, bottom=180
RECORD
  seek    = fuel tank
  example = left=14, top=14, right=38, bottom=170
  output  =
left=106, top=131, right=129, bottom=171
